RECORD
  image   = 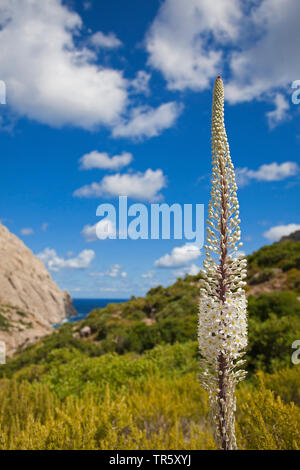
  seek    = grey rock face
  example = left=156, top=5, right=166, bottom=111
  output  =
left=279, top=230, right=300, bottom=243
left=0, top=223, right=76, bottom=356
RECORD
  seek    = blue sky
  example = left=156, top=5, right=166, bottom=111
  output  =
left=0, top=0, right=300, bottom=298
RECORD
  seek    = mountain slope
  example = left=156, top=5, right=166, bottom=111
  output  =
left=2, top=233, right=300, bottom=371
left=247, top=238, right=300, bottom=295
left=2, top=235, right=300, bottom=378
left=0, top=223, right=75, bottom=355
left=1, top=235, right=300, bottom=450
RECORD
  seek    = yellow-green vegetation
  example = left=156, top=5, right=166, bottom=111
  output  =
left=285, top=268, right=300, bottom=292
left=0, top=342, right=299, bottom=449
left=236, top=375, right=300, bottom=450
left=0, top=238, right=300, bottom=449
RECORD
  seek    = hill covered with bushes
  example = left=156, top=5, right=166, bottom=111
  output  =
left=0, top=236, right=299, bottom=449
left=247, top=239, right=300, bottom=292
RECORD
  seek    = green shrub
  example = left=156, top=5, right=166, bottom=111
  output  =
left=285, top=268, right=300, bottom=292
left=248, top=291, right=300, bottom=321
left=259, top=367, right=300, bottom=406
left=237, top=381, right=300, bottom=450
left=247, top=241, right=300, bottom=271
left=248, top=268, right=274, bottom=285
left=248, top=314, right=300, bottom=372
left=0, top=356, right=299, bottom=449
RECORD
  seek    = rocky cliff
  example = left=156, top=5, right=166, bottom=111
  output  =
left=279, top=230, right=300, bottom=243
left=0, top=223, right=75, bottom=356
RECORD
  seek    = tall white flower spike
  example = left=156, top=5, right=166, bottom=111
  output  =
left=198, top=76, right=248, bottom=450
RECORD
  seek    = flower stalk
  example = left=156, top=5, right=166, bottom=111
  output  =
left=198, top=76, right=248, bottom=450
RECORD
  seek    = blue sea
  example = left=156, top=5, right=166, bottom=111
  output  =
left=55, top=298, right=128, bottom=327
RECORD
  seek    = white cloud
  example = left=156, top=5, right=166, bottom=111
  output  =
left=0, top=0, right=186, bottom=139
left=226, top=0, right=300, bottom=104
left=0, top=0, right=127, bottom=129
left=131, top=71, right=151, bottom=95
left=146, top=0, right=300, bottom=123
left=89, top=31, right=122, bottom=49
left=74, top=169, right=166, bottom=201
left=41, top=223, right=49, bottom=232
left=108, top=264, right=127, bottom=278
left=79, top=151, right=133, bottom=170
left=20, top=227, right=34, bottom=236
left=112, top=102, right=182, bottom=139
left=154, top=243, right=201, bottom=268
left=38, top=248, right=95, bottom=271
left=146, top=0, right=242, bottom=91
left=81, top=224, right=98, bottom=242
left=236, top=162, right=299, bottom=187
left=249, top=162, right=299, bottom=182
left=90, top=264, right=127, bottom=278
left=266, top=94, right=290, bottom=128
left=264, top=224, right=300, bottom=242
left=172, top=263, right=200, bottom=277
left=235, top=168, right=252, bottom=188
left=81, top=220, right=117, bottom=241
left=141, top=270, right=155, bottom=279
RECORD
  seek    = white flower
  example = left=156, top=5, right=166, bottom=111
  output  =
left=198, top=76, right=248, bottom=451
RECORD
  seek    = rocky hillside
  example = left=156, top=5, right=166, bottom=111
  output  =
left=247, top=236, right=300, bottom=295
left=278, top=230, right=300, bottom=243
left=0, top=223, right=75, bottom=355
left=2, top=233, right=300, bottom=379
left=1, top=234, right=300, bottom=450
left=2, top=231, right=300, bottom=369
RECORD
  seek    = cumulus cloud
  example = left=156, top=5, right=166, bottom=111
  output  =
left=0, top=0, right=185, bottom=139
left=266, top=94, right=290, bottom=128
left=20, top=228, right=34, bottom=236
left=79, top=151, right=133, bottom=171
left=146, top=0, right=300, bottom=122
left=37, top=248, right=95, bottom=271
left=154, top=243, right=201, bottom=268
left=226, top=0, right=300, bottom=104
left=81, top=223, right=98, bottom=242
left=172, top=263, right=200, bottom=277
left=146, top=0, right=242, bottom=91
left=131, top=71, right=151, bottom=95
left=74, top=169, right=166, bottom=201
left=0, top=0, right=127, bottom=129
left=90, top=264, right=127, bottom=278
left=89, top=31, right=122, bottom=49
left=112, top=102, right=182, bottom=139
left=81, top=220, right=117, bottom=241
left=141, top=270, right=155, bottom=279
left=236, top=162, right=299, bottom=187
left=263, top=224, right=300, bottom=242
